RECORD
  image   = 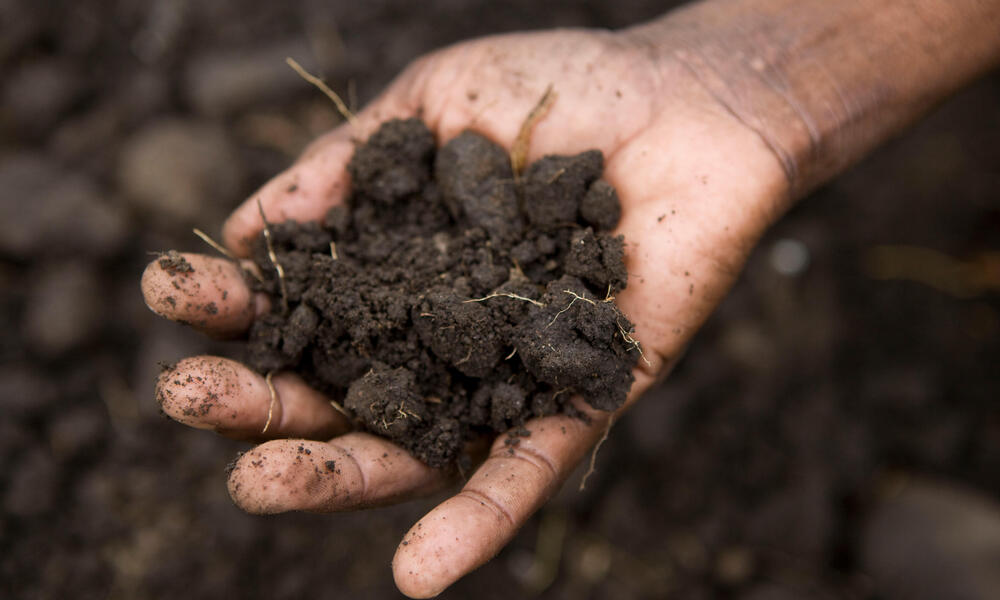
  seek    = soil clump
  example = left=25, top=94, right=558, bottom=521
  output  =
left=245, top=118, right=639, bottom=466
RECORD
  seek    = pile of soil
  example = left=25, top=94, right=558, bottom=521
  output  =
left=245, top=118, right=640, bottom=466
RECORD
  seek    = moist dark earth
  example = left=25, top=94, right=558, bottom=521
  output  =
left=245, top=118, right=638, bottom=466
left=3, top=1, right=999, bottom=599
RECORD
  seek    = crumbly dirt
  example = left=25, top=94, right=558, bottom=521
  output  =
left=7, top=3, right=999, bottom=599
left=245, top=118, right=639, bottom=467
left=157, top=250, right=194, bottom=275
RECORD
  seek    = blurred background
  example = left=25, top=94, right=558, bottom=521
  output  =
left=2, top=1, right=998, bottom=598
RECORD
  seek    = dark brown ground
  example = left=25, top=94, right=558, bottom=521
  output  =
left=245, top=118, right=637, bottom=466
left=2, top=1, right=998, bottom=599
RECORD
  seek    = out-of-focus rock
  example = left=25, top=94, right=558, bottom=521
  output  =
left=746, top=470, right=834, bottom=558
left=23, top=260, right=103, bottom=357
left=183, top=39, right=325, bottom=116
left=117, top=117, right=242, bottom=227
left=861, top=476, right=1000, bottom=600
left=0, top=0, right=44, bottom=63
left=2, top=58, right=87, bottom=136
left=4, top=448, right=58, bottom=517
left=739, top=582, right=839, bottom=600
left=51, top=70, right=169, bottom=161
left=49, top=406, right=107, bottom=459
left=0, top=363, right=59, bottom=418
left=0, top=156, right=129, bottom=258
left=129, top=0, right=188, bottom=64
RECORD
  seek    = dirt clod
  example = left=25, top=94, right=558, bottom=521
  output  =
left=246, top=118, right=639, bottom=467
left=157, top=250, right=194, bottom=275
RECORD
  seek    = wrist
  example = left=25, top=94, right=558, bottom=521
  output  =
left=624, top=0, right=1000, bottom=200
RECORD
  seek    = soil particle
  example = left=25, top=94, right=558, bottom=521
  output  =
left=580, top=180, right=622, bottom=231
left=246, top=118, right=639, bottom=467
left=157, top=250, right=194, bottom=275
left=347, top=117, right=435, bottom=205
left=521, top=150, right=603, bottom=227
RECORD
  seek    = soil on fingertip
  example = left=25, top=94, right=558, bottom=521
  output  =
left=244, top=118, right=640, bottom=467
left=157, top=250, right=194, bottom=275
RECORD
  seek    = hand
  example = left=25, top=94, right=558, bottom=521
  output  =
left=142, top=28, right=787, bottom=597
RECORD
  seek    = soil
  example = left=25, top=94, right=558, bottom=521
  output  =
left=157, top=250, right=195, bottom=275
left=244, top=118, right=639, bottom=467
left=3, top=1, right=998, bottom=599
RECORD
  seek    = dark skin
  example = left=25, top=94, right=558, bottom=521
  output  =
left=141, top=0, right=1000, bottom=596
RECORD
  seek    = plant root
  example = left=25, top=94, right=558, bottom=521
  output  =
left=546, top=289, right=596, bottom=328
left=257, top=199, right=289, bottom=315
left=464, top=291, right=545, bottom=307
left=580, top=414, right=616, bottom=491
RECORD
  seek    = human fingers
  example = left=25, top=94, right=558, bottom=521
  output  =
left=391, top=368, right=659, bottom=598
left=226, top=434, right=449, bottom=513
left=156, top=355, right=350, bottom=442
left=141, top=252, right=267, bottom=338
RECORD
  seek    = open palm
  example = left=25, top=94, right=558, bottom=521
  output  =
left=143, top=28, right=786, bottom=597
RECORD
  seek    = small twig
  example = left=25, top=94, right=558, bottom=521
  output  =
left=329, top=241, right=338, bottom=260
left=261, top=371, right=281, bottom=434
left=616, top=318, right=651, bottom=367
left=286, top=57, right=357, bottom=126
left=257, top=199, right=289, bottom=315
left=464, top=292, right=545, bottom=308
left=192, top=228, right=234, bottom=259
left=580, top=415, right=616, bottom=491
left=397, top=401, right=422, bottom=421
left=510, top=84, right=556, bottom=176
left=454, top=348, right=473, bottom=366
left=546, top=168, right=566, bottom=185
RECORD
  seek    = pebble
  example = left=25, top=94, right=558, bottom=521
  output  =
left=0, top=363, right=58, bottom=418
left=117, top=117, right=243, bottom=227
left=2, top=58, right=86, bottom=137
left=861, top=476, right=1000, bottom=599
left=49, top=407, right=107, bottom=458
left=23, top=260, right=104, bottom=357
left=0, top=155, right=128, bottom=258
left=4, top=448, right=58, bottom=517
left=184, top=39, right=322, bottom=116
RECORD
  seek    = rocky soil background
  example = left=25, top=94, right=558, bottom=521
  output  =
left=2, top=1, right=998, bottom=598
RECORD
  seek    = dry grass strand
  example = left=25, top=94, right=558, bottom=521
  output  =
left=286, top=57, right=357, bottom=126
left=192, top=228, right=234, bottom=259
left=261, top=371, right=280, bottom=434
left=257, top=199, right=289, bottom=315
